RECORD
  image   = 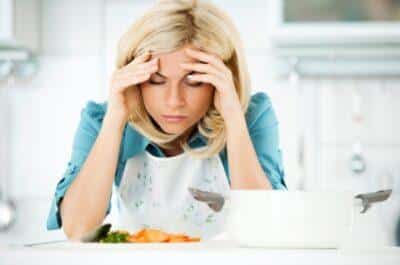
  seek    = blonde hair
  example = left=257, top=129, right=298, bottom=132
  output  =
left=115, top=0, right=251, bottom=159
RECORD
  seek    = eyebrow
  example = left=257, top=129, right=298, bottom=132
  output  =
left=154, top=71, right=198, bottom=79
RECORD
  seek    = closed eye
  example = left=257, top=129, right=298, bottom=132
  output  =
left=149, top=71, right=204, bottom=87
left=149, top=80, right=204, bottom=87
left=186, top=81, right=204, bottom=87
left=148, top=80, right=164, bottom=85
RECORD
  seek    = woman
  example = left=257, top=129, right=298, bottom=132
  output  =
left=46, top=0, right=287, bottom=241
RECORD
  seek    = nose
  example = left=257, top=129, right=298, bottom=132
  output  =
left=165, top=83, right=185, bottom=108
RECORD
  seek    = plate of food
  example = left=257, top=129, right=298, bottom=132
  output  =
left=26, top=225, right=210, bottom=249
left=99, top=228, right=201, bottom=243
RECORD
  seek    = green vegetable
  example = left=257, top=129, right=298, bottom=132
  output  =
left=99, top=231, right=130, bottom=243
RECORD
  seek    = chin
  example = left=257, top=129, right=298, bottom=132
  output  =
left=159, top=125, right=186, bottom=135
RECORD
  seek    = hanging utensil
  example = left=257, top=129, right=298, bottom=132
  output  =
left=350, top=139, right=366, bottom=174
left=288, top=57, right=300, bottom=86
left=0, top=72, right=17, bottom=231
left=349, top=82, right=366, bottom=175
left=0, top=194, right=16, bottom=231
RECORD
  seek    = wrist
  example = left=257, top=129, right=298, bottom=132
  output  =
left=224, top=109, right=245, bottom=133
left=103, top=112, right=127, bottom=133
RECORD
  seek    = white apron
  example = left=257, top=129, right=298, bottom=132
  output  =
left=111, top=146, right=231, bottom=240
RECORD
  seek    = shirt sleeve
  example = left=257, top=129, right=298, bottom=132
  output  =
left=46, top=100, right=112, bottom=230
left=247, top=92, right=287, bottom=190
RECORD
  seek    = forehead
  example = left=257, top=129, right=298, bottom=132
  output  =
left=151, top=45, right=200, bottom=77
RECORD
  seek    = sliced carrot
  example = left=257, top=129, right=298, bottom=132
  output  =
left=167, top=237, right=187, bottom=242
left=127, top=235, right=148, bottom=243
left=142, top=229, right=170, bottom=242
left=135, top=228, right=146, bottom=237
left=117, top=228, right=201, bottom=243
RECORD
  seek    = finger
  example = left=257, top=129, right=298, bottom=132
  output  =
left=114, top=73, right=150, bottom=93
left=127, top=51, right=152, bottom=66
left=119, top=71, right=147, bottom=81
left=125, top=63, right=158, bottom=76
left=130, top=72, right=151, bottom=85
left=136, top=57, right=159, bottom=71
left=121, top=59, right=158, bottom=77
left=184, top=48, right=226, bottom=73
left=123, top=57, right=158, bottom=74
left=134, top=63, right=158, bottom=77
left=180, top=62, right=224, bottom=79
left=187, top=74, right=224, bottom=92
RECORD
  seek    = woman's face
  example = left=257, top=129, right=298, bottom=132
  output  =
left=139, top=44, right=214, bottom=135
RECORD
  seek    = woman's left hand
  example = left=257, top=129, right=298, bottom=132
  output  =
left=180, top=47, right=243, bottom=120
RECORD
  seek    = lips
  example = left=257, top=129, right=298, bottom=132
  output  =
left=162, top=115, right=187, bottom=122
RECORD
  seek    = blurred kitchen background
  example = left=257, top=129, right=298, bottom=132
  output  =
left=0, top=0, right=399, bottom=246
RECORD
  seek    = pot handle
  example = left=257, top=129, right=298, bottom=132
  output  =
left=354, top=189, right=392, bottom=214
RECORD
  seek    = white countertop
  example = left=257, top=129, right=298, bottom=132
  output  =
left=2, top=240, right=400, bottom=265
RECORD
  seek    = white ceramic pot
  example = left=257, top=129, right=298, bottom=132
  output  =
left=224, top=189, right=391, bottom=249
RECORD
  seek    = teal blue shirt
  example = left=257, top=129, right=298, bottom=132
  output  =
left=46, top=92, right=287, bottom=230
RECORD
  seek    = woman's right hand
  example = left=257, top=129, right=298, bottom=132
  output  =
left=106, top=51, right=159, bottom=126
